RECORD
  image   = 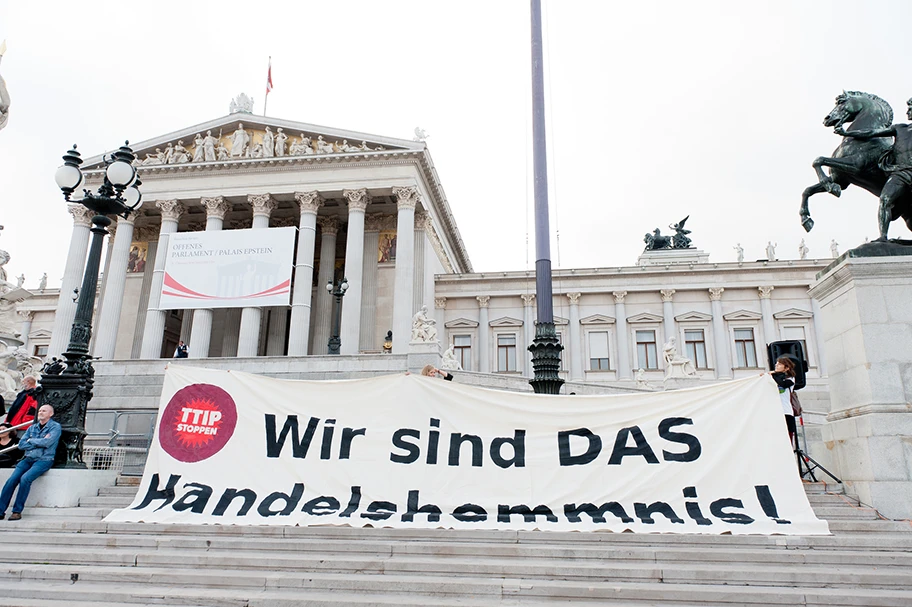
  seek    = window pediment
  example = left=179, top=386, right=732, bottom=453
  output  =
left=627, top=312, right=663, bottom=324
left=554, top=315, right=569, bottom=326
left=27, top=328, right=52, bottom=339
left=580, top=314, right=616, bottom=325
left=773, top=308, right=813, bottom=320
left=490, top=316, right=523, bottom=327
left=723, top=309, right=762, bottom=321
left=445, top=318, right=479, bottom=329
left=675, top=311, right=713, bottom=322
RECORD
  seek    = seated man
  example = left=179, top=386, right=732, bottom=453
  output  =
left=0, top=405, right=61, bottom=520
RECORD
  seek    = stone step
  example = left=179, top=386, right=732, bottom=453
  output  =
left=1, top=576, right=910, bottom=606
left=116, top=476, right=142, bottom=486
left=3, top=531, right=912, bottom=568
left=825, top=520, right=912, bottom=533
left=97, top=485, right=141, bottom=496
left=2, top=546, right=910, bottom=588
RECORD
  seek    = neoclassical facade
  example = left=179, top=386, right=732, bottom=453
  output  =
left=18, top=107, right=832, bottom=404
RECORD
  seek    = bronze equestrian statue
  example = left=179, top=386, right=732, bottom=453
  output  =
left=800, top=91, right=912, bottom=241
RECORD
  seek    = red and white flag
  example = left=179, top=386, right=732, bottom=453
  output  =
left=266, top=57, right=273, bottom=95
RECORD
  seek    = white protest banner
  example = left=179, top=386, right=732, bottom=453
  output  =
left=159, top=227, right=296, bottom=310
left=105, top=367, right=829, bottom=535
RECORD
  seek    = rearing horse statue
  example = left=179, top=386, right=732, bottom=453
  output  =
left=800, top=91, right=897, bottom=232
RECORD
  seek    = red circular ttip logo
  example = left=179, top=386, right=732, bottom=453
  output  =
left=159, top=384, right=237, bottom=463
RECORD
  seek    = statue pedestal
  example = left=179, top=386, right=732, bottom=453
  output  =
left=637, top=249, right=709, bottom=267
left=407, top=340, right=442, bottom=374
left=662, top=377, right=702, bottom=391
left=809, top=253, right=912, bottom=519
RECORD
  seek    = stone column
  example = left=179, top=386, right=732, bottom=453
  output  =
left=660, top=289, right=676, bottom=345
left=140, top=200, right=185, bottom=358
left=477, top=296, right=490, bottom=373
left=266, top=308, right=288, bottom=356
left=189, top=196, right=230, bottom=358
left=287, top=191, right=323, bottom=356
left=18, top=311, right=33, bottom=353
left=94, top=215, right=135, bottom=359
left=567, top=292, right=582, bottom=381
left=709, top=287, right=731, bottom=378
left=521, top=294, right=535, bottom=377
left=434, top=297, right=447, bottom=350
left=311, top=217, right=339, bottom=355
left=340, top=189, right=371, bottom=354
left=613, top=291, right=631, bottom=380
left=758, top=286, right=776, bottom=365
left=360, top=214, right=381, bottom=351
left=48, top=204, right=93, bottom=358
left=391, top=186, right=419, bottom=353
left=92, top=221, right=116, bottom=351
left=810, top=298, right=827, bottom=377
left=236, top=194, right=278, bottom=357
left=179, top=310, right=193, bottom=343
left=413, top=211, right=428, bottom=314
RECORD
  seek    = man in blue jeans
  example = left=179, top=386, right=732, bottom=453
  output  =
left=0, top=404, right=61, bottom=520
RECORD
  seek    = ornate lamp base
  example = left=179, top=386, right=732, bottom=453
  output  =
left=38, top=362, right=94, bottom=469
left=528, top=321, right=565, bottom=395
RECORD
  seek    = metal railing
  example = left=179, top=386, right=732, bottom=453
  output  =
left=85, top=411, right=157, bottom=476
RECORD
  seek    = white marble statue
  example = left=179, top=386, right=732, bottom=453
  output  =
left=230, top=123, right=250, bottom=158
left=162, top=142, right=174, bottom=164
left=410, top=304, right=438, bottom=342
left=38, top=273, right=47, bottom=291
left=171, top=140, right=191, bottom=164
left=262, top=126, right=275, bottom=158
left=733, top=243, right=744, bottom=262
left=635, top=368, right=650, bottom=389
left=441, top=345, right=462, bottom=371
left=0, top=345, right=42, bottom=402
left=0, top=41, right=9, bottom=133
left=15, top=274, right=23, bottom=288
left=0, top=248, right=9, bottom=290
left=0, top=298, right=18, bottom=337
left=316, top=136, right=334, bottom=154
left=142, top=148, right=165, bottom=165
left=798, top=239, right=809, bottom=260
left=662, top=337, right=697, bottom=378
left=274, top=128, right=287, bottom=156
left=289, top=134, right=312, bottom=155
left=192, top=134, right=205, bottom=163
left=766, top=241, right=777, bottom=261
left=202, top=130, right=218, bottom=162
left=413, top=127, right=428, bottom=142
left=340, top=139, right=359, bottom=152
left=216, top=141, right=230, bottom=161
left=229, top=93, right=254, bottom=114
left=830, top=239, right=839, bottom=258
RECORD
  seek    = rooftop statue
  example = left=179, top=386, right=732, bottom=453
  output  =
left=229, top=93, right=254, bottom=114
left=670, top=215, right=693, bottom=248
left=643, top=216, right=695, bottom=251
left=800, top=91, right=912, bottom=242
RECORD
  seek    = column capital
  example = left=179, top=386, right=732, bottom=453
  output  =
left=758, top=285, right=774, bottom=299
left=521, top=293, right=535, bottom=307
left=116, top=214, right=136, bottom=227
left=107, top=223, right=117, bottom=240
left=294, top=191, right=324, bottom=215
left=156, top=199, right=185, bottom=222
left=476, top=295, right=490, bottom=308
left=392, top=185, right=421, bottom=210
left=317, top=216, right=340, bottom=237
left=18, top=309, right=33, bottom=321
left=414, top=210, right=434, bottom=231
left=709, top=287, right=725, bottom=301
left=660, top=289, right=675, bottom=302
left=365, top=213, right=396, bottom=232
left=435, top=296, right=447, bottom=309
left=248, top=193, right=278, bottom=219
left=201, top=196, right=230, bottom=220
left=567, top=292, right=581, bottom=305
left=67, top=204, right=93, bottom=228
left=342, top=188, right=372, bottom=211
left=228, top=218, right=252, bottom=230
left=613, top=291, right=627, bottom=304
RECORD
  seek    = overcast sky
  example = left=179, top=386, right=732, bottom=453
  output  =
left=1, top=0, right=911, bottom=288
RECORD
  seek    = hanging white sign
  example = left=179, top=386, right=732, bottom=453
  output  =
left=106, top=367, right=829, bottom=535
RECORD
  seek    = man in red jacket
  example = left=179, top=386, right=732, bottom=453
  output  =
left=6, top=376, right=38, bottom=428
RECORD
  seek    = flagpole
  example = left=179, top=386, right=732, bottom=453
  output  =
left=264, top=56, right=271, bottom=116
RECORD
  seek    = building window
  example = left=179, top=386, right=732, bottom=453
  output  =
left=588, top=331, right=610, bottom=370
left=33, top=345, right=48, bottom=357
left=684, top=329, right=708, bottom=369
left=453, top=334, right=472, bottom=371
left=636, top=330, right=658, bottom=370
left=781, top=326, right=808, bottom=363
left=497, top=334, right=517, bottom=372
left=734, top=328, right=758, bottom=368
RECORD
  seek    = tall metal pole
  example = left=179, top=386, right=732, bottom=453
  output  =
left=528, top=0, right=564, bottom=394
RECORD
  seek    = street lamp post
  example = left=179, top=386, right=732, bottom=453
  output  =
left=326, top=277, right=349, bottom=355
left=43, top=142, right=143, bottom=468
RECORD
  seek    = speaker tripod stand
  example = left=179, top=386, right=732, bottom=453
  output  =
left=793, top=416, right=841, bottom=483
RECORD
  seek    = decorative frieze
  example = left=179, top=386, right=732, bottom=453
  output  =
left=364, top=213, right=397, bottom=232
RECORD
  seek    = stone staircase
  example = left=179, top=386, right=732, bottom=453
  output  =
left=0, top=479, right=909, bottom=606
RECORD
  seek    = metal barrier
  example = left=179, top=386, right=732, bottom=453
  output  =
left=83, top=446, right=127, bottom=473
left=85, top=411, right=157, bottom=476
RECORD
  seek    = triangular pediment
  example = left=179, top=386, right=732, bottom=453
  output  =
left=554, top=315, right=569, bottom=326
left=580, top=314, right=616, bottom=325
left=27, top=328, right=52, bottom=339
left=489, top=316, right=523, bottom=328
left=675, top=311, right=713, bottom=322
left=445, top=317, right=480, bottom=329
left=773, top=308, right=813, bottom=320
left=723, top=309, right=763, bottom=321
left=82, top=113, right=423, bottom=170
left=627, top=312, right=663, bottom=324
